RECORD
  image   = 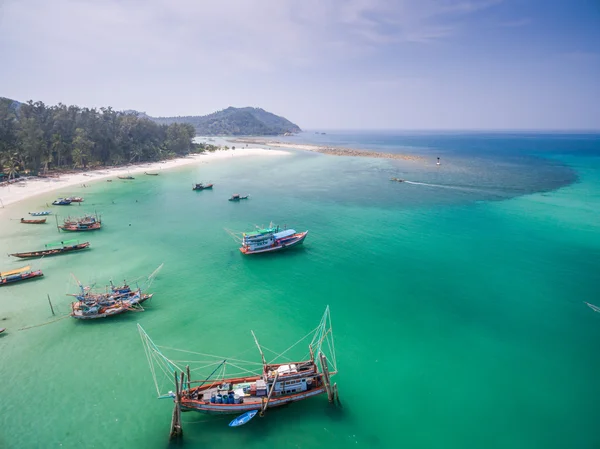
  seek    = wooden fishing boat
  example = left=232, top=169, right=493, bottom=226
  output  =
left=229, top=194, right=249, bottom=201
left=145, top=172, right=159, bottom=176
left=0, top=266, right=44, bottom=287
left=29, top=211, right=51, bottom=216
left=239, top=224, right=307, bottom=255
left=60, top=222, right=101, bottom=232
left=58, top=214, right=102, bottom=232
left=193, top=182, right=213, bottom=191
left=71, top=300, right=132, bottom=319
left=118, top=175, right=135, bottom=180
left=52, top=198, right=72, bottom=205
left=9, top=240, right=90, bottom=259
left=139, top=307, right=338, bottom=436
left=20, top=218, right=47, bottom=224
left=66, top=196, right=84, bottom=202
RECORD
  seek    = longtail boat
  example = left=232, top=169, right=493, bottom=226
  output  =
left=118, top=175, right=135, bottom=180
left=66, top=196, right=84, bottom=202
left=145, top=172, right=159, bottom=176
left=29, top=211, right=51, bottom=216
left=0, top=266, right=44, bottom=287
left=193, top=182, right=213, bottom=191
left=52, top=198, right=72, bottom=205
left=9, top=240, right=90, bottom=259
left=239, top=223, right=307, bottom=255
left=139, top=307, right=338, bottom=435
left=0, top=328, right=5, bottom=334
left=229, top=194, right=249, bottom=201
left=20, top=218, right=47, bottom=224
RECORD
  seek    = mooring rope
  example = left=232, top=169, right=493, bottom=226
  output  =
left=19, top=313, right=70, bottom=330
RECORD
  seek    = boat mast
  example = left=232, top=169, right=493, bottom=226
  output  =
left=251, top=330, right=267, bottom=368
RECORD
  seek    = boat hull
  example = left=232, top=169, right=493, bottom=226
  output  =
left=10, top=243, right=91, bottom=259
left=0, top=271, right=44, bottom=286
left=240, top=231, right=308, bottom=255
left=181, top=387, right=327, bottom=415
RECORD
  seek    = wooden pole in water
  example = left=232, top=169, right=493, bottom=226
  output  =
left=319, top=353, right=334, bottom=403
left=186, top=365, right=191, bottom=393
left=47, top=294, right=55, bottom=316
left=169, top=371, right=183, bottom=440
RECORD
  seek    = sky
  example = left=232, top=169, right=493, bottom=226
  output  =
left=1, top=0, right=599, bottom=130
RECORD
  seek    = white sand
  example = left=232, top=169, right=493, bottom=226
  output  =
left=0, top=147, right=288, bottom=212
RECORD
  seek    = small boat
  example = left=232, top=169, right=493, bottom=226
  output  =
left=193, top=182, right=214, bottom=191
left=66, top=197, right=84, bottom=202
left=390, top=177, right=404, bottom=183
left=20, top=218, right=47, bottom=224
left=145, top=172, right=159, bottom=176
left=0, top=266, right=44, bottom=287
left=118, top=175, right=135, bottom=180
left=229, top=410, right=258, bottom=427
left=240, top=224, right=308, bottom=255
left=107, top=179, right=113, bottom=182
left=52, top=198, right=72, bottom=206
left=229, top=194, right=249, bottom=201
left=29, top=211, right=51, bottom=216
left=0, top=328, right=5, bottom=334
left=139, top=307, right=338, bottom=431
left=9, top=240, right=90, bottom=259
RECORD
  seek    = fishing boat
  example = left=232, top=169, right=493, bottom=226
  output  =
left=29, top=211, right=51, bottom=216
left=71, top=299, right=135, bottom=319
left=9, top=240, right=90, bottom=259
left=193, top=182, right=213, bottom=191
left=66, top=196, right=84, bottom=202
left=68, top=267, right=161, bottom=319
left=145, top=172, right=159, bottom=176
left=52, top=198, right=72, bottom=206
left=139, top=307, right=338, bottom=436
left=228, top=194, right=249, bottom=201
left=239, top=224, right=308, bottom=255
left=118, top=175, right=135, bottom=180
left=0, top=266, right=44, bottom=287
left=58, top=214, right=102, bottom=232
left=20, top=218, right=47, bottom=224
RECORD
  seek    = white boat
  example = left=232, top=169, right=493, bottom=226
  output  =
left=240, top=224, right=307, bottom=255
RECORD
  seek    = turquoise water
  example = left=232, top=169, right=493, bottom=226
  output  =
left=1, top=134, right=600, bottom=449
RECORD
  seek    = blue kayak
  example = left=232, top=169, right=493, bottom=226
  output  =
left=228, top=410, right=258, bottom=427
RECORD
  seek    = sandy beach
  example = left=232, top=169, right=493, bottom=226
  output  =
left=0, top=147, right=288, bottom=212
left=231, top=138, right=426, bottom=162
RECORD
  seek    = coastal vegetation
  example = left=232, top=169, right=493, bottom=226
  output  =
left=0, top=97, right=212, bottom=177
left=149, top=106, right=301, bottom=136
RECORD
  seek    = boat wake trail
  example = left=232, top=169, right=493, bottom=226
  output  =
left=403, top=180, right=504, bottom=196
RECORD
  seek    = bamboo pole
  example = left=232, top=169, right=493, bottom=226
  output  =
left=260, top=371, right=278, bottom=417
left=319, top=353, right=334, bottom=402
left=47, top=294, right=55, bottom=316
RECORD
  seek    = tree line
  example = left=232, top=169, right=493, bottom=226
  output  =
left=0, top=98, right=217, bottom=177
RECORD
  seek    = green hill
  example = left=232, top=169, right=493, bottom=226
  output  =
left=150, top=107, right=301, bottom=136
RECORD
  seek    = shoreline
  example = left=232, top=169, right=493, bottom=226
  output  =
left=230, top=138, right=426, bottom=162
left=0, top=147, right=289, bottom=211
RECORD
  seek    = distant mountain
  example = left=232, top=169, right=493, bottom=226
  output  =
left=149, top=107, right=301, bottom=136
left=2, top=98, right=300, bottom=136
